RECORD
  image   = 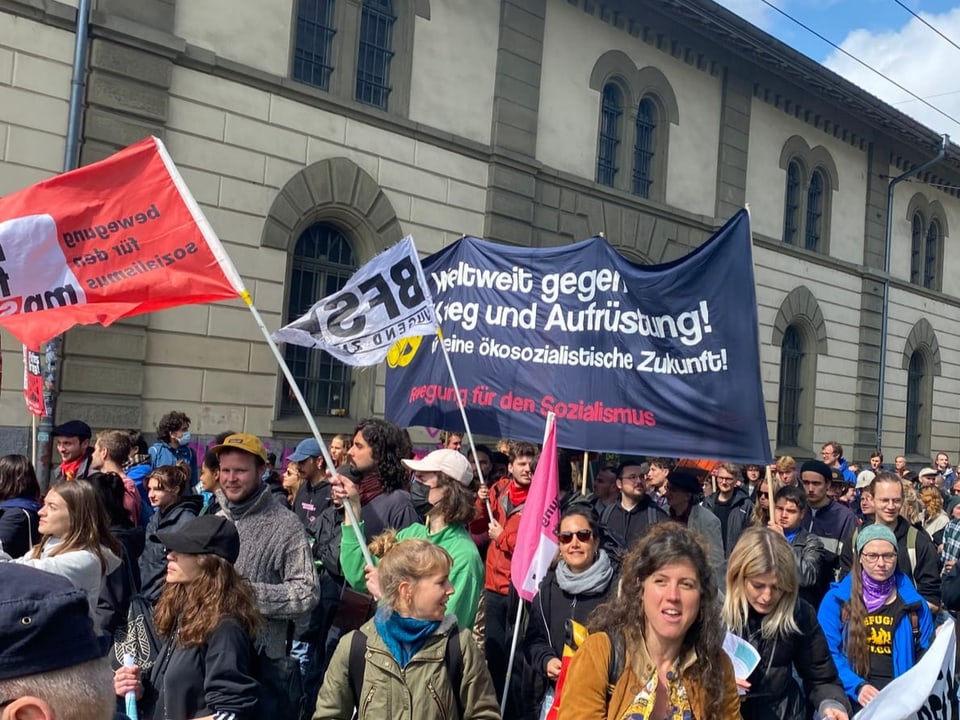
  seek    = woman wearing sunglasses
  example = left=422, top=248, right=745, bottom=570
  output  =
left=523, top=506, right=619, bottom=718
left=818, top=524, right=934, bottom=711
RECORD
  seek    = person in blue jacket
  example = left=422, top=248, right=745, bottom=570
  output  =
left=817, top=523, right=934, bottom=711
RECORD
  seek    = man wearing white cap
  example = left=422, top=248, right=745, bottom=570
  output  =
left=338, top=448, right=485, bottom=631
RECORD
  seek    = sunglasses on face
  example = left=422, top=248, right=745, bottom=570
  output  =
left=558, top=529, right=594, bottom=544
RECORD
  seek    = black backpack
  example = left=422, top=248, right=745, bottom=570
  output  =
left=347, top=625, right=465, bottom=718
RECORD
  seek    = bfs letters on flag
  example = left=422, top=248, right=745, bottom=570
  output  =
left=272, top=236, right=438, bottom=366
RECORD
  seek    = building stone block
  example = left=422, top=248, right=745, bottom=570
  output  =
left=490, top=162, right=536, bottom=197
left=538, top=182, right=561, bottom=209
left=222, top=241, right=286, bottom=282
left=252, top=279, right=284, bottom=315
left=719, top=144, right=748, bottom=172
left=145, top=332, right=249, bottom=372
left=0, top=14, right=74, bottom=63
left=58, top=395, right=142, bottom=428
left=78, top=139, right=120, bottom=166
left=534, top=205, right=559, bottom=232
left=413, top=140, right=488, bottom=187
left=202, top=369, right=275, bottom=407
left=410, top=197, right=484, bottom=235
left=499, top=26, right=544, bottom=64
left=243, top=405, right=276, bottom=438
left=488, top=214, right=534, bottom=246
left=208, top=305, right=280, bottom=342
left=488, top=189, right=534, bottom=222
left=90, top=39, right=172, bottom=88
left=219, top=176, right=277, bottom=216
left=87, top=71, right=168, bottom=122
left=493, top=74, right=540, bottom=113
left=224, top=114, right=307, bottom=163
left=0, top=85, right=68, bottom=134
left=305, top=138, right=379, bottom=179
left=502, top=2, right=546, bottom=40
left=66, top=325, right=146, bottom=360
left=95, top=0, right=176, bottom=33
left=491, top=122, right=537, bottom=157
left=269, top=95, right=347, bottom=144
left=345, top=120, right=416, bottom=165
left=11, top=52, right=71, bottom=98
left=147, top=304, right=211, bottom=335
left=446, top=179, right=486, bottom=213
left=4, top=125, right=64, bottom=171
left=178, top=167, right=221, bottom=206
left=84, top=107, right=161, bottom=148
left=61, top=357, right=143, bottom=395
left=379, top=159, right=447, bottom=203
left=0, top=48, right=12, bottom=85
left=165, top=130, right=265, bottom=183
left=497, top=49, right=542, bottom=88
left=264, top=156, right=305, bottom=190
left=248, top=341, right=277, bottom=375
left=170, top=68, right=270, bottom=122
left=167, top=98, right=225, bottom=140
left=142, top=365, right=204, bottom=402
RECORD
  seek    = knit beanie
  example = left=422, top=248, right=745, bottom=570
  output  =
left=947, top=496, right=960, bottom=517
left=856, top=524, right=898, bottom=554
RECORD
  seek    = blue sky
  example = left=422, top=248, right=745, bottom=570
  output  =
left=715, top=0, right=960, bottom=137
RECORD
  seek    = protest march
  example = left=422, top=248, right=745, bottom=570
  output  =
left=0, top=138, right=958, bottom=720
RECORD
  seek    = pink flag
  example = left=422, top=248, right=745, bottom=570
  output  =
left=511, top=412, right=561, bottom=602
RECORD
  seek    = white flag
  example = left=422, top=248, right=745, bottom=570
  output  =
left=272, top=236, right=438, bottom=366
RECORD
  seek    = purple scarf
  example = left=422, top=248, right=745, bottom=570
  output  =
left=861, top=570, right=896, bottom=613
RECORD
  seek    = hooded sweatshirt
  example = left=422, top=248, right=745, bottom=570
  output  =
left=0, top=497, right=41, bottom=558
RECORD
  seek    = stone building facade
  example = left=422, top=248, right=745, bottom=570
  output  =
left=1, top=0, right=958, bottom=466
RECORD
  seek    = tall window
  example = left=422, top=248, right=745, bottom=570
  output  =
left=633, top=97, right=657, bottom=198
left=777, top=325, right=804, bottom=448
left=596, top=83, right=623, bottom=187
left=910, top=213, right=924, bottom=285
left=910, top=211, right=943, bottom=290
left=783, top=161, right=801, bottom=246
left=905, top=350, right=924, bottom=455
left=804, top=170, right=824, bottom=252
left=356, top=0, right=395, bottom=109
left=924, top=219, right=941, bottom=289
left=293, top=0, right=337, bottom=89
left=282, top=224, right=356, bottom=417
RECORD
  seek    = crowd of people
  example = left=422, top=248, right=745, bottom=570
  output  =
left=2, top=417, right=959, bottom=720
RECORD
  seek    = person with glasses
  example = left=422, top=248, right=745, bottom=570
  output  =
left=841, top=473, right=942, bottom=614
left=821, top=441, right=856, bottom=484
left=818, top=524, right=934, bottom=711
left=599, top=458, right=668, bottom=550
left=703, top=462, right=754, bottom=558
left=523, top=507, right=619, bottom=719
left=339, top=448, right=484, bottom=632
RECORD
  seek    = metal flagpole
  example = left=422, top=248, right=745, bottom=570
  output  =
left=436, top=329, right=495, bottom=523
left=240, top=290, right=374, bottom=568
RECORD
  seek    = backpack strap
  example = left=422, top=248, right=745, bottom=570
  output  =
left=445, top=627, right=465, bottom=720
left=906, top=525, right=918, bottom=576
left=647, top=506, right=658, bottom=527
left=347, top=630, right=367, bottom=710
left=606, top=629, right=625, bottom=703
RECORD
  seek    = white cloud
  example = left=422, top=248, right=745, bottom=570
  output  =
left=823, top=7, right=960, bottom=140
left=713, top=0, right=780, bottom=31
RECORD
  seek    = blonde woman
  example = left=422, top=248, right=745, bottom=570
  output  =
left=750, top=474, right=779, bottom=527
left=919, top=486, right=949, bottom=546
left=723, top=527, right=848, bottom=720
left=282, top=460, right=304, bottom=508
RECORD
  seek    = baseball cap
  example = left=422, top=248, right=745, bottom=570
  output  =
left=153, top=515, right=240, bottom=563
left=0, top=565, right=102, bottom=680
left=52, top=419, right=92, bottom=440
left=402, top=449, right=473, bottom=486
left=919, top=467, right=939, bottom=478
left=212, top=433, right=268, bottom=464
left=855, top=470, right=876, bottom=489
left=288, top=438, right=322, bottom=462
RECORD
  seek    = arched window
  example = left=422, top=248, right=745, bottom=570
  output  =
left=783, top=160, right=801, bottom=246
left=910, top=212, right=924, bottom=285
left=282, top=224, right=357, bottom=417
left=596, top=83, right=623, bottom=187
left=924, top=218, right=941, bottom=290
left=905, top=350, right=925, bottom=455
left=293, top=0, right=337, bottom=89
left=633, top=97, right=657, bottom=198
left=777, top=324, right=804, bottom=448
left=356, top=0, right=395, bottom=109
left=804, top=169, right=824, bottom=252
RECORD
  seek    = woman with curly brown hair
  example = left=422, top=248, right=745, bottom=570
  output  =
left=557, top=522, right=740, bottom=720
left=114, top=514, right=261, bottom=720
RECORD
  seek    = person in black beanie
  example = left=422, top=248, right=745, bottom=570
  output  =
left=800, top=459, right=857, bottom=593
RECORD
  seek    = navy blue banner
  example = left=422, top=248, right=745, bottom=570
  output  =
left=385, top=210, right=772, bottom=462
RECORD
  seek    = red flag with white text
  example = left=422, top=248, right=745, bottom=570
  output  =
left=0, top=137, right=245, bottom=349
left=511, top=412, right=560, bottom=602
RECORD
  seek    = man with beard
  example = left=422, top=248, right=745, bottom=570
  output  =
left=600, top=458, right=667, bottom=549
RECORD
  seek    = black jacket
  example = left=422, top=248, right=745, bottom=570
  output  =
left=737, top=600, right=850, bottom=720
left=0, top=497, right=40, bottom=558
left=788, top=527, right=826, bottom=607
left=139, top=496, right=203, bottom=603
left=97, top=524, right=146, bottom=637
left=600, top=495, right=668, bottom=550
left=702, top=486, right=754, bottom=557
left=523, top=566, right=618, bottom=677
left=144, top=617, right=258, bottom=720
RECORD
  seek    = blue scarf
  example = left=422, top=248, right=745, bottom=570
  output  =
left=784, top=528, right=800, bottom=543
left=374, top=607, right=440, bottom=668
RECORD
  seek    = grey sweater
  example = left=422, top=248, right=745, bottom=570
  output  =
left=218, top=486, right=319, bottom=658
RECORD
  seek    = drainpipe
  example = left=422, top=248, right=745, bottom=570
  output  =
left=36, top=0, right=92, bottom=492
left=876, top=133, right=949, bottom=453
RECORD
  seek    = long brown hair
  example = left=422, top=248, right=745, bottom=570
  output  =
left=33, top=480, right=120, bottom=572
left=0, top=454, right=40, bottom=501
left=154, top=553, right=261, bottom=647
left=843, top=552, right=871, bottom=676
left=588, top=522, right=726, bottom=718
left=429, top=474, right=477, bottom=526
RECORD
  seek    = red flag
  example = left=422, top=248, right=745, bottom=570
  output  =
left=511, top=412, right=561, bottom=602
left=0, top=137, right=244, bottom=349
left=23, top=346, right=44, bottom=416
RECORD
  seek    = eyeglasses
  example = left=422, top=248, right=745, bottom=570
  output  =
left=558, top=529, right=594, bottom=544
left=861, top=552, right=898, bottom=563
left=875, top=498, right=903, bottom=506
